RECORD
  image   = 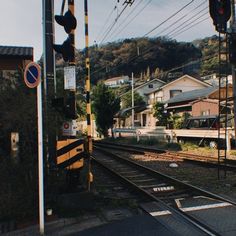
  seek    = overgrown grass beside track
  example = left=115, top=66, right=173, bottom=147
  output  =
left=104, top=137, right=236, bottom=158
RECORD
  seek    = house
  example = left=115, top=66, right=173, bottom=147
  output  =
left=0, top=45, right=33, bottom=80
left=165, top=87, right=217, bottom=115
left=136, top=75, right=211, bottom=127
left=145, top=74, right=211, bottom=105
left=191, top=99, right=218, bottom=116
left=201, top=73, right=232, bottom=86
left=118, top=74, right=213, bottom=128
left=120, top=78, right=166, bottom=104
left=104, top=75, right=129, bottom=88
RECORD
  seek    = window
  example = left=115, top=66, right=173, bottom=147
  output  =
left=201, top=110, right=210, bottom=116
left=170, top=90, right=182, bottom=98
left=148, top=84, right=153, bottom=88
left=155, top=97, right=162, bottom=102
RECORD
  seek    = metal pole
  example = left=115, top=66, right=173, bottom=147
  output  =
left=132, top=72, right=134, bottom=128
left=230, top=0, right=236, bottom=142
left=84, top=0, right=93, bottom=191
left=43, top=0, right=56, bottom=168
left=37, top=82, right=45, bottom=235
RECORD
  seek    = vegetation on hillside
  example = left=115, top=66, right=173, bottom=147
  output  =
left=56, top=37, right=202, bottom=84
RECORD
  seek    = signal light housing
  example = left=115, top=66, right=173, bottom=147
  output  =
left=209, top=0, right=231, bottom=33
left=53, top=9, right=77, bottom=62
left=53, top=37, right=74, bottom=62
left=64, top=93, right=77, bottom=119
left=55, top=10, right=77, bottom=34
left=51, top=95, right=77, bottom=119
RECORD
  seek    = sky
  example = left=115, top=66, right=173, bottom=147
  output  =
left=0, top=0, right=217, bottom=61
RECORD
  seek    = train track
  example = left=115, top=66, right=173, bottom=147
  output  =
left=94, top=141, right=236, bottom=171
left=92, top=146, right=236, bottom=235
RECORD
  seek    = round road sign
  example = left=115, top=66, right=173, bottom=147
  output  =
left=24, top=62, right=41, bottom=88
left=64, top=122, right=69, bottom=129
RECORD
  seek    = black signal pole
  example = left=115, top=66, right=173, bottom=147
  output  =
left=43, top=0, right=56, bottom=167
left=68, top=0, right=77, bottom=120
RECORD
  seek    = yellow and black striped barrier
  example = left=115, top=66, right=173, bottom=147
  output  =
left=57, top=139, right=85, bottom=169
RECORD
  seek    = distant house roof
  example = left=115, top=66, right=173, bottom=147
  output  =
left=115, top=105, right=146, bottom=118
left=0, top=46, right=33, bottom=59
left=145, top=74, right=211, bottom=95
left=105, top=76, right=129, bottom=83
left=166, top=86, right=218, bottom=105
left=120, top=78, right=166, bottom=97
left=134, top=78, right=165, bottom=91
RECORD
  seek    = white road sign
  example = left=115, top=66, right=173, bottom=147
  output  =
left=64, top=66, right=76, bottom=90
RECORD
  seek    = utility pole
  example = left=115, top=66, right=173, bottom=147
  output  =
left=43, top=0, right=56, bottom=167
left=84, top=0, right=93, bottom=191
left=68, top=0, right=77, bottom=123
left=230, top=0, right=236, bottom=141
left=132, top=72, right=134, bottom=128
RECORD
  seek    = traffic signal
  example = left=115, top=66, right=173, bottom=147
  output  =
left=64, top=93, right=77, bottom=119
left=53, top=10, right=77, bottom=62
left=51, top=95, right=77, bottom=119
left=209, top=0, right=231, bottom=33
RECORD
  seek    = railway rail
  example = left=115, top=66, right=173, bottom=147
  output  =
left=92, top=145, right=236, bottom=235
left=94, top=141, right=236, bottom=171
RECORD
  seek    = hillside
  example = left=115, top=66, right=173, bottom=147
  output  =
left=56, top=35, right=222, bottom=84
left=56, top=37, right=202, bottom=84
left=193, top=35, right=219, bottom=76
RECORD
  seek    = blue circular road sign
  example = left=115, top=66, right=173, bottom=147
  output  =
left=24, top=62, right=41, bottom=88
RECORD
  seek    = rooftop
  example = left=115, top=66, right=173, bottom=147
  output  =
left=0, top=46, right=33, bottom=59
left=166, top=86, right=218, bottom=104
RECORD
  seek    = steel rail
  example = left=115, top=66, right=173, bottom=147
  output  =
left=92, top=149, right=226, bottom=235
left=94, top=142, right=236, bottom=171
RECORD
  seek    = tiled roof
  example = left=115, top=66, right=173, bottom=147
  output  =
left=0, top=46, right=33, bottom=58
left=166, top=87, right=218, bottom=104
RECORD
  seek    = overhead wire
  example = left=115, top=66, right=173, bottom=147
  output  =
left=107, top=0, right=147, bottom=42
left=91, top=0, right=211, bottom=79
left=171, top=16, right=210, bottom=38
left=95, top=2, right=118, bottom=43
left=99, top=1, right=135, bottom=45
left=155, top=0, right=208, bottom=37
left=143, top=0, right=195, bottom=37
left=167, top=9, right=209, bottom=37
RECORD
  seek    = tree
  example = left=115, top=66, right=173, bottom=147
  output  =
left=153, top=102, right=170, bottom=126
left=92, top=82, right=120, bottom=137
left=121, top=91, right=145, bottom=109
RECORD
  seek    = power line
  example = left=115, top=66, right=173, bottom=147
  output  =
left=99, top=1, right=136, bottom=45
left=171, top=16, right=210, bottom=38
left=95, top=3, right=118, bottom=43
left=107, top=0, right=147, bottom=42
left=91, top=0, right=210, bottom=77
left=143, top=0, right=195, bottom=37
left=155, top=0, right=208, bottom=37
left=168, top=11, right=208, bottom=38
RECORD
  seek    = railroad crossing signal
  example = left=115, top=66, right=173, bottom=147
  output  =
left=53, top=8, right=77, bottom=62
left=209, top=0, right=231, bottom=33
left=57, top=139, right=85, bottom=169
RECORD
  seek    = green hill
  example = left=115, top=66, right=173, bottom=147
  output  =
left=56, top=35, right=223, bottom=84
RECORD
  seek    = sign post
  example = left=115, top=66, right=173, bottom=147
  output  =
left=24, top=62, right=44, bottom=235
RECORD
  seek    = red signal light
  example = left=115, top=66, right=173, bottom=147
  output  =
left=218, top=7, right=224, bottom=15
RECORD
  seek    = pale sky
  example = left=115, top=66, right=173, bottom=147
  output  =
left=0, top=0, right=216, bottom=60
